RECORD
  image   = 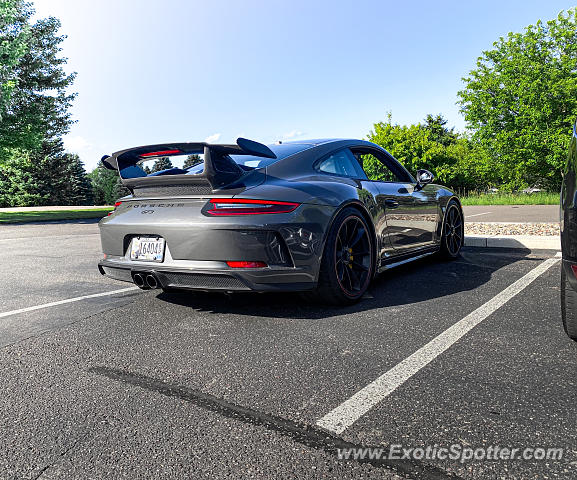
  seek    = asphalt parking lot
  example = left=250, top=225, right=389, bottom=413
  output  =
left=0, top=221, right=575, bottom=479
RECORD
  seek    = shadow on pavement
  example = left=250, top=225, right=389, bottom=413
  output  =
left=156, top=247, right=536, bottom=320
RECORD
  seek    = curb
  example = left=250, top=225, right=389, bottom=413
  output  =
left=464, top=235, right=560, bottom=250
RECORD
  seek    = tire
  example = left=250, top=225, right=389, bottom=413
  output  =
left=561, top=268, right=577, bottom=341
left=315, top=207, right=375, bottom=305
left=440, top=201, right=464, bottom=260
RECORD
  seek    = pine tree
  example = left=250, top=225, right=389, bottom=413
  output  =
left=59, top=153, right=93, bottom=205
left=0, top=2, right=75, bottom=152
left=0, top=1, right=78, bottom=206
left=151, top=157, right=173, bottom=172
left=27, top=141, right=93, bottom=205
left=184, top=154, right=202, bottom=169
left=0, top=149, right=48, bottom=207
left=0, top=0, right=30, bottom=120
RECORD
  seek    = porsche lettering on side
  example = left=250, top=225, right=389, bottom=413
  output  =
left=97, top=137, right=464, bottom=304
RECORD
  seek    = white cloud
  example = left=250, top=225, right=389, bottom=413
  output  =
left=281, top=130, right=304, bottom=140
left=204, top=133, right=221, bottom=143
left=63, top=135, right=92, bottom=153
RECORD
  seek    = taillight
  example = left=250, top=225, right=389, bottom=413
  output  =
left=107, top=201, right=122, bottom=216
left=206, top=198, right=300, bottom=216
left=571, top=265, right=577, bottom=279
left=139, top=149, right=181, bottom=157
left=226, top=261, right=268, bottom=268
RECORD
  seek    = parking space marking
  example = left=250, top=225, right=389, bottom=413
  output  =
left=316, top=256, right=559, bottom=434
left=464, top=212, right=492, bottom=218
left=0, top=287, right=139, bottom=320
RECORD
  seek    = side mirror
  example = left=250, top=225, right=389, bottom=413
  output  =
left=416, top=169, right=434, bottom=188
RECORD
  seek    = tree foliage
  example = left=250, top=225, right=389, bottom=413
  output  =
left=0, top=1, right=90, bottom=207
left=366, top=114, right=491, bottom=191
left=0, top=148, right=47, bottom=206
left=0, top=1, right=75, bottom=152
left=458, top=9, right=577, bottom=191
left=0, top=0, right=30, bottom=118
left=183, top=154, right=202, bottom=169
left=151, top=157, right=173, bottom=172
left=89, top=164, right=129, bottom=205
left=0, top=140, right=93, bottom=206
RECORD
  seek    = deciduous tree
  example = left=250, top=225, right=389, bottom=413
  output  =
left=458, top=9, right=577, bottom=191
left=366, top=114, right=489, bottom=192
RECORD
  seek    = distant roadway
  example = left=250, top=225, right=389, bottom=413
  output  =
left=463, top=204, right=558, bottom=223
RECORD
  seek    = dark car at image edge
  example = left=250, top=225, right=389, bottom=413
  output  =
left=561, top=119, right=577, bottom=339
left=97, top=137, right=464, bottom=304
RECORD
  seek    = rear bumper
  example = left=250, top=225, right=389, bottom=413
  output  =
left=98, top=259, right=315, bottom=292
left=98, top=200, right=337, bottom=291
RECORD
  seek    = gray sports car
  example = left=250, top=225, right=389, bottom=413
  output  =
left=98, top=138, right=463, bottom=304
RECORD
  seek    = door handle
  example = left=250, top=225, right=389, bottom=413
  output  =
left=384, top=198, right=399, bottom=209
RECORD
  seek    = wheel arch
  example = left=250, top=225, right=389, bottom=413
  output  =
left=439, top=195, right=464, bottom=244
left=319, top=200, right=379, bottom=279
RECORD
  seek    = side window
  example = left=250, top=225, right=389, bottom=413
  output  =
left=317, top=149, right=366, bottom=178
left=353, top=149, right=411, bottom=183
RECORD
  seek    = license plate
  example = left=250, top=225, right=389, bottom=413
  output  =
left=130, top=236, right=165, bottom=262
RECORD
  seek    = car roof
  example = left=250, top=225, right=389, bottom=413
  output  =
left=274, top=138, right=349, bottom=146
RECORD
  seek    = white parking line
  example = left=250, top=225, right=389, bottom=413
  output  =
left=465, top=212, right=492, bottom=218
left=316, top=256, right=559, bottom=434
left=0, top=287, right=139, bottom=320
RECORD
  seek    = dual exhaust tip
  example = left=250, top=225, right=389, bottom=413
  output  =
left=132, top=272, right=159, bottom=290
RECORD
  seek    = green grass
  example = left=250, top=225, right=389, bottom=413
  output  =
left=0, top=207, right=113, bottom=224
left=0, top=192, right=560, bottom=222
left=460, top=192, right=560, bottom=206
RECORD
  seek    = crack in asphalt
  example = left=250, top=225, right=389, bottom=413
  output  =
left=89, top=366, right=462, bottom=480
left=33, top=432, right=89, bottom=479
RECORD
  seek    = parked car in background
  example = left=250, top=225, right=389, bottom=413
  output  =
left=522, top=185, right=543, bottom=194
left=561, top=119, right=577, bottom=340
left=98, top=138, right=464, bottom=305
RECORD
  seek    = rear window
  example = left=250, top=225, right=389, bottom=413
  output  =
left=229, top=143, right=313, bottom=169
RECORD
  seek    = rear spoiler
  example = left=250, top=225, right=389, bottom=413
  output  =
left=101, top=137, right=276, bottom=190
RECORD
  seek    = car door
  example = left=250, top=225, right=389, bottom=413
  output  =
left=351, top=147, right=438, bottom=255
left=315, top=148, right=387, bottom=255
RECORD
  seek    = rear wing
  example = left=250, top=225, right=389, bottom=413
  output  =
left=101, top=138, right=276, bottom=190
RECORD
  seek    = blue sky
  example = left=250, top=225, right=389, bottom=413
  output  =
left=34, top=0, right=575, bottom=171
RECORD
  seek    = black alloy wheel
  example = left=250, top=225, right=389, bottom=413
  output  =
left=315, top=207, right=374, bottom=305
left=441, top=202, right=463, bottom=259
left=335, top=216, right=372, bottom=296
